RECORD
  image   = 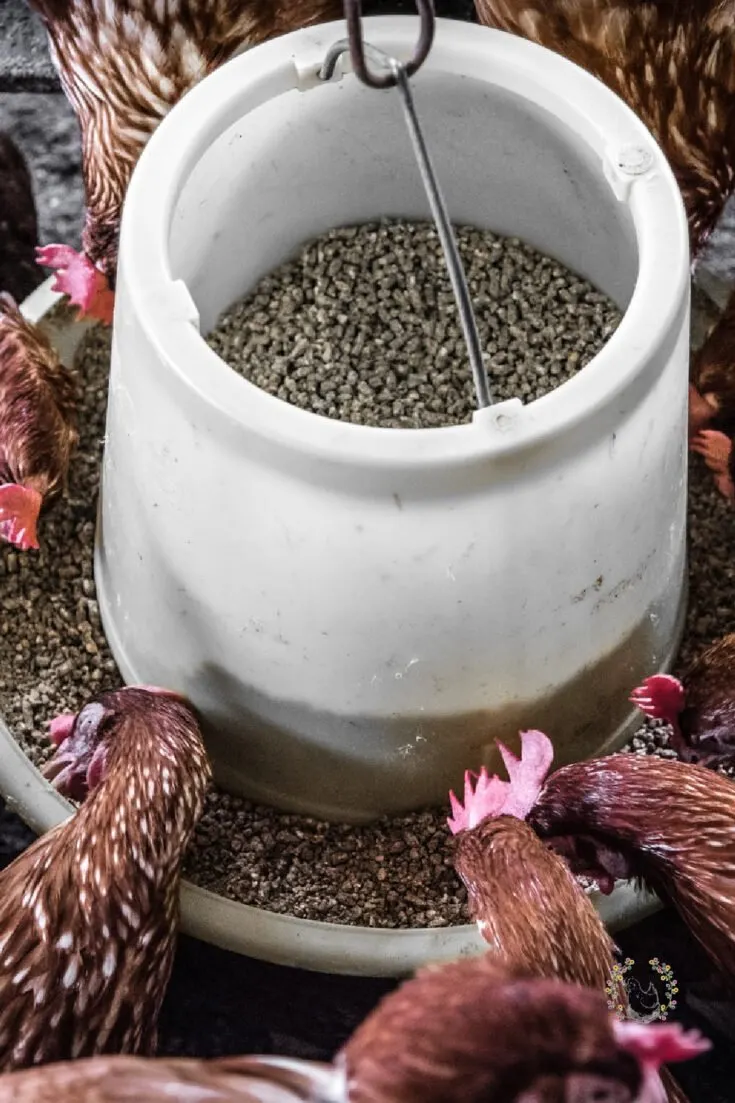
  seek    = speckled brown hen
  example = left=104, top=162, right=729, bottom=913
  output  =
left=0, top=956, right=710, bottom=1102
left=448, top=733, right=618, bottom=991
left=630, top=637, right=735, bottom=769
left=29, top=0, right=343, bottom=323
left=447, top=734, right=688, bottom=1102
left=0, top=292, right=78, bottom=550
left=464, top=729, right=735, bottom=995
left=0, top=685, right=210, bottom=1071
left=472, top=0, right=735, bottom=492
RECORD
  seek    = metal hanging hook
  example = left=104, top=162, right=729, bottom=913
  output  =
left=320, top=0, right=436, bottom=89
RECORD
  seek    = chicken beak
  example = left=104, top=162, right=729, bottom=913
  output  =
left=41, top=750, right=74, bottom=784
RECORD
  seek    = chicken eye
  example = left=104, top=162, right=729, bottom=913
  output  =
left=74, top=702, right=108, bottom=743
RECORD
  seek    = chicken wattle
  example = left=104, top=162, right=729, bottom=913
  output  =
left=0, top=957, right=710, bottom=1102
left=0, top=685, right=211, bottom=1071
left=0, top=292, right=79, bottom=551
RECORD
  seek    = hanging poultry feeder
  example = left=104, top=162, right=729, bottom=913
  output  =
left=94, top=13, right=689, bottom=823
left=0, top=10, right=687, bottom=975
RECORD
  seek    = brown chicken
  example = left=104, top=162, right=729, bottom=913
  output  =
left=448, top=733, right=618, bottom=991
left=0, top=685, right=210, bottom=1071
left=0, top=956, right=710, bottom=1102
left=457, top=728, right=735, bottom=995
left=448, top=735, right=689, bottom=1102
left=0, top=292, right=78, bottom=550
left=630, top=636, right=735, bottom=769
left=30, top=0, right=343, bottom=323
left=0, top=134, right=41, bottom=303
left=472, top=0, right=735, bottom=495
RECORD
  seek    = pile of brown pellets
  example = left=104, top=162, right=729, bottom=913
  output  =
left=2, top=222, right=732, bottom=930
left=207, top=220, right=620, bottom=428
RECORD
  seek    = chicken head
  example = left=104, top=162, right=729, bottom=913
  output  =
left=613, top=1021, right=712, bottom=1103
left=42, top=685, right=186, bottom=800
left=448, top=729, right=554, bottom=833
left=630, top=641, right=735, bottom=770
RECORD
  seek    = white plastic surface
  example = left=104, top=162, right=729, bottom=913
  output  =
left=0, top=280, right=664, bottom=977
left=96, top=17, right=690, bottom=823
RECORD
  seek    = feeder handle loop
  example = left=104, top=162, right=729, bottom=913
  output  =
left=324, top=0, right=436, bottom=89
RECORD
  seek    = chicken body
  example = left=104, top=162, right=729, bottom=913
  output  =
left=453, top=814, right=618, bottom=990
left=449, top=761, right=685, bottom=1101
left=0, top=956, right=709, bottom=1102
left=0, top=686, right=211, bottom=1071
left=0, top=1054, right=338, bottom=1103
left=30, top=0, right=342, bottom=312
left=631, top=637, right=735, bottom=769
left=528, top=753, right=735, bottom=991
left=473, top=0, right=735, bottom=488
left=473, top=1, right=735, bottom=258
left=0, top=293, right=78, bottom=550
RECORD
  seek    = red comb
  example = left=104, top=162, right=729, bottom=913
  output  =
left=448, top=768, right=510, bottom=834
left=495, top=729, right=555, bottom=818
left=629, top=674, right=685, bottom=725
left=0, top=484, right=42, bottom=550
left=36, top=244, right=115, bottom=325
left=447, top=729, right=554, bottom=834
left=613, top=1021, right=711, bottom=1068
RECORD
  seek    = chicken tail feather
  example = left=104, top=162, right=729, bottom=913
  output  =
left=0, top=483, right=42, bottom=550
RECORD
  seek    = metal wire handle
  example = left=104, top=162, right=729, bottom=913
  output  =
left=319, top=35, right=493, bottom=409
left=321, top=0, right=435, bottom=89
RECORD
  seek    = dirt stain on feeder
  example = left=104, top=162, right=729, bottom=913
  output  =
left=196, top=606, right=671, bottom=825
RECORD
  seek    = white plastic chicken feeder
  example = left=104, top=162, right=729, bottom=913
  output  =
left=0, top=8, right=682, bottom=970
left=95, top=17, right=691, bottom=820
left=97, top=16, right=690, bottom=821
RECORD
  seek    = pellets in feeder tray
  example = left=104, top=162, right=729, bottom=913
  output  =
left=3, top=305, right=735, bottom=930
left=207, top=220, right=622, bottom=428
